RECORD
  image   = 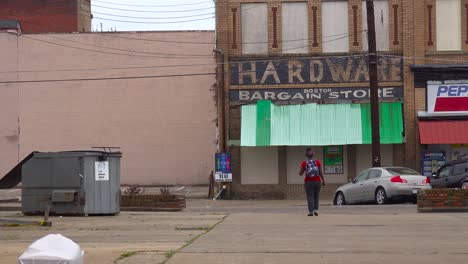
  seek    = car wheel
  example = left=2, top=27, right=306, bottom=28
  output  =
left=462, top=182, right=468, bottom=190
left=375, top=188, right=388, bottom=205
left=335, top=192, right=346, bottom=206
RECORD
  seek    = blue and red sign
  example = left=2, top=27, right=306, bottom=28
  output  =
left=215, top=153, right=232, bottom=182
left=215, top=153, right=231, bottom=173
left=428, top=84, right=468, bottom=113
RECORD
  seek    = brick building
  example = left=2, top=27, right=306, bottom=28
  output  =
left=0, top=0, right=91, bottom=33
left=215, top=0, right=468, bottom=199
left=0, top=31, right=216, bottom=186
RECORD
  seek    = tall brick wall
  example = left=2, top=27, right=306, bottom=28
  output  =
left=0, top=0, right=90, bottom=33
left=217, top=0, right=468, bottom=198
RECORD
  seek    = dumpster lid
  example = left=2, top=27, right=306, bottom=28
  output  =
left=0, top=152, right=35, bottom=189
left=0, top=150, right=122, bottom=189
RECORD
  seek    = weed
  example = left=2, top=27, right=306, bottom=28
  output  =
left=175, top=226, right=210, bottom=231
left=164, top=250, right=176, bottom=259
left=115, top=251, right=137, bottom=262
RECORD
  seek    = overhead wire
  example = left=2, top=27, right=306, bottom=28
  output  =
left=20, top=35, right=211, bottom=59
left=92, top=4, right=214, bottom=13
left=40, top=35, right=213, bottom=57
left=91, top=11, right=215, bottom=20
left=92, top=16, right=215, bottom=24
left=17, top=29, right=355, bottom=59
left=92, top=0, right=214, bottom=7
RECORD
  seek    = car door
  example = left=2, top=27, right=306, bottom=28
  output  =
left=432, top=165, right=452, bottom=188
left=448, top=163, right=467, bottom=188
left=361, top=169, right=383, bottom=202
left=347, top=169, right=371, bottom=203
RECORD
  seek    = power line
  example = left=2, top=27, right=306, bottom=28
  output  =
left=93, top=0, right=214, bottom=7
left=0, top=62, right=215, bottom=74
left=97, top=30, right=358, bottom=45
left=0, top=72, right=217, bottom=84
left=92, top=4, right=214, bottom=13
left=92, top=11, right=215, bottom=20
left=0, top=53, right=373, bottom=74
left=93, top=16, right=215, bottom=24
left=41, top=35, right=213, bottom=57
left=20, top=35, right=212, bottom=59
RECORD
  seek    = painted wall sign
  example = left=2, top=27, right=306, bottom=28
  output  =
left=230, top=56, right=402, bottom=86
left=428, top=83, right=468, bottom=114
left=230, top=87, right=403, bottom=102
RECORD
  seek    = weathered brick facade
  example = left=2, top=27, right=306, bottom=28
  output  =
left=0, top=0, right=91, bottom=33
left=216, top=0, right=468, bottom=199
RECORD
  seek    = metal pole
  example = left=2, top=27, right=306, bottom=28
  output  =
left=366, top=0, right=381, bottom=167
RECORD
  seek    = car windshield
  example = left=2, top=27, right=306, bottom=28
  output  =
left=386, top=167, right=420, bottom=175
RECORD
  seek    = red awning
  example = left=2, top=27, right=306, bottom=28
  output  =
left=419, top=120, right=468, bottom=144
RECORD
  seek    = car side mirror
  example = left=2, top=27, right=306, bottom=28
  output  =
left=351, top=178, right=357, bottom=184
left=432, top=173, right=438, bottom=179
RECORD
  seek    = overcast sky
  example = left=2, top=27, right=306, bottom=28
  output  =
left=91, top=0, right=215, bottom=32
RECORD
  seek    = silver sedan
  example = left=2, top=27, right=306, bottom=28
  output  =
left=333, top=167, right=432, bottom=205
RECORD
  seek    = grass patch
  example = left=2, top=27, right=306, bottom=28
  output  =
left=165, top=250, right=176, bottom=259
left=115, top=251, right=137, bottom=262
left=174, top=226, right=210, bottom=231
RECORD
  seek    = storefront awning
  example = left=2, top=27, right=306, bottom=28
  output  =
left=241, top=101, right=404, bottom=146
left=419, top=120, right=468, bottom=144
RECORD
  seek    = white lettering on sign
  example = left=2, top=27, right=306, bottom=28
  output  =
left=231, top=87, right=402, bottom=102
left=427, top=84, right=468, bottom=114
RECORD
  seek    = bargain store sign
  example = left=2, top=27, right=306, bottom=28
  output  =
left=428, top=84, right=468, bottom=114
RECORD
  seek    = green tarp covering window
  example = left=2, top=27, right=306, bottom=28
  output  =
left=241, top=101, right=404, bottom=146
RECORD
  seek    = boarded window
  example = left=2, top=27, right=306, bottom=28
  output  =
left=436, top=0, right=461, bottom=51
left=282, top=2, right=309, bottom=54
left=322, top=1, right=349, bottom=53
left=241, top=3, right=268, bottom=54
left=362, top=0, right=389, bottom=51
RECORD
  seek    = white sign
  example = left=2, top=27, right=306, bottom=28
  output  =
left=428, top=84, right=468, bottom=114
left=95, top=161, right=109, bottom=181
left=215, top=173, right=232, bottom=182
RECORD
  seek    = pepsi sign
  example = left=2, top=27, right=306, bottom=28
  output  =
left=428, top=84, right=468, bottom=114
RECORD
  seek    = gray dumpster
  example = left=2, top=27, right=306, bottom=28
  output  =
left=17, top=151, right=122, bottom=216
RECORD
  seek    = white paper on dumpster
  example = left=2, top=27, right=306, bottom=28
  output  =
left=18, top=234, right=84, bottom=264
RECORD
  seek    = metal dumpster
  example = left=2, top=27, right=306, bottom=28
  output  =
left=1, top=151, right=122, bottom=216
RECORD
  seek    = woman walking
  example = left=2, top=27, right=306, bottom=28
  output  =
left=299, top=148, right=326, bottom=216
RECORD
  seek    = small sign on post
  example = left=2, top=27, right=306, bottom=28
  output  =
left=215, top=153, right=232, bottom=182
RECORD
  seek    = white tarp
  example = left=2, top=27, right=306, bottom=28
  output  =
left=18, top=234, right=84, bottom=264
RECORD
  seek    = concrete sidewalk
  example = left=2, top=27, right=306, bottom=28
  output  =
left=167, top=208, right=468, bottom=264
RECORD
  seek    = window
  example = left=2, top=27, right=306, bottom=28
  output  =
left=355, top=169, right=370, bottom=182
left=368, top=169, right=382, bottom=179
left=438, top=165, right=453, bottom=178
left=436, top=0, right=461, bottom=51
left=362, top=0, right=389, bottom=51
left=322, top=1, right=349, bottom=53
left=241, top=3, right=268, bottom=54
left=386, top=168, right=420, bottom=175
left=282, top=2, right=309, bottom=54
left=452, top=163, right=467, bottom=175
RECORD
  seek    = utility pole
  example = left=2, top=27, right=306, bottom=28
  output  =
left=366, top=0, right=381, bottom=167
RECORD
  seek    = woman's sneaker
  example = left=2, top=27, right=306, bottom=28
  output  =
left=313, top=211, right=319, bottom=216
left=308, top=213, right=314, bottom=216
